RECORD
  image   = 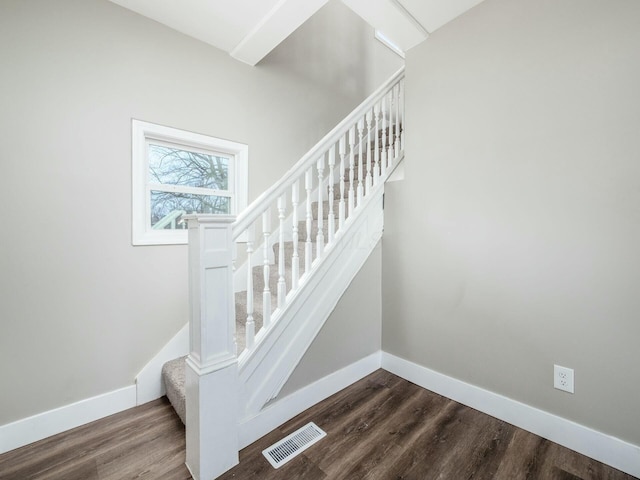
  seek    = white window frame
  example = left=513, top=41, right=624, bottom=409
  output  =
left=132, top=119, right=248, bottom=245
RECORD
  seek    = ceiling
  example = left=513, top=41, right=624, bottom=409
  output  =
left=108, top=0, right=485, bottom=65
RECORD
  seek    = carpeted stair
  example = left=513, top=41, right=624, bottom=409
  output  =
left=161, top=139, right=391, bottom=424
left=162, top=356, right=187, bottom=425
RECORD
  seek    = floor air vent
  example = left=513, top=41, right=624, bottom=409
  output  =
left=262, top=422, right=326, bottom=468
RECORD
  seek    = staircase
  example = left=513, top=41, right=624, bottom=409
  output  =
left=163, top=67, right=405, bottom=479
left=162, top=172, right=385, bottom=425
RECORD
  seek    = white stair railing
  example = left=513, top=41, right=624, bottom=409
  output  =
left=232, top=66, right=404, bottom=361
left=183, top=66, right=404, bottom=480
left=151, top=209, right=186, bottom=229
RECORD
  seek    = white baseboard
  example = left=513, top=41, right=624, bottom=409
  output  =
left=7, top=352, right=636, bottom=478
left=0, top=385, right=136, bottom=455
left=238, top=351, right=382, bottom=449
left=135, top=324, right=189, bottom=405
left=381, top=352, right=640, bottom=478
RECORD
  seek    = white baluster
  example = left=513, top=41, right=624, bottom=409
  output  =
left=338, top=135, right=346, bottom=230
left=381, top=95, right=388, bottom=177
left=387, top=90, right=395, bottom=170
left=394, top=83, right=401, bottom=160
left=316, top=155, right=325, bottom=258
left=277, top=195, right=286, bottom=309
left=291, top=180, right=300, bottom=290
left=245, top=224, right=255, bottom=350
left=232, top=242, right=238, bottom=355
left=348, top=126, right=356, bottom=217
left=373, top=103, right=381, bottom=186
left=232, top=241, right=238, bottom=270
left=400, top=79, right=405, bottom=152
left=357, top=117, right=365, bottom=206
left=262, top=210, right=271, bottom=328
left=305, top=168, right=313, bottom=273
left=365, top=109, right=373, bottom=195
left=327, top=145, right=336, bottom=244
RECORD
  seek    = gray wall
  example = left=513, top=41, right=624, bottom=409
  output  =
left=0, top=0, right=400, bottom=425
left=383, top=0, right=640, bottom=445
left=278, top=241, right=382, bottom=398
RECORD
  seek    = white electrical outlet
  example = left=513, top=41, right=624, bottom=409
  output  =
left=554, top=365, right=574, bottom=393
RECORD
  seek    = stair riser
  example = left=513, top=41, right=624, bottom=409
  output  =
left=310, top=200, right=340, bottom=219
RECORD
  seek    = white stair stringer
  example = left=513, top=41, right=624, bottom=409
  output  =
left=238, top=185, right=385, bottom=419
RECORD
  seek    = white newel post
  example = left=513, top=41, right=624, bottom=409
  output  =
left=184, top=215, right=239, bottom=480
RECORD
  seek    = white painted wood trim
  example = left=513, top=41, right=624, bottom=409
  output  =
left=135, top=324, right=189, bottom=405
left=185, top=359, right=239, bottom=479
left=0, top=385, right=136, bottom=455
left=387, top=157, right=405, bottom=182
left=381, top=352, right=640, bottom=478
left=131, top=119, right=248, bottom=246
left=238, top=352, right=381, bottom=449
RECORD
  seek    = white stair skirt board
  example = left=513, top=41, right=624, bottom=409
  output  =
left=0, top=385, right=136, bottom=455
left=135, top=324, right=189, bottom=405
left=381, top=352, right=640, bottom=479
left=387, top=158, right=404, bottom=182
left=262, top=422, right=326, bottom=468
left=239, top=352, right=381, bottom=449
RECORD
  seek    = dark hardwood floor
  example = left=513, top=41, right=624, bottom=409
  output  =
left=0, top=396, right=190, bottom=480
left=0, top=370, right=635, bottom=480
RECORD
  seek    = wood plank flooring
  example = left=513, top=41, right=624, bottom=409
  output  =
left=0, top=398, right=191, bottom=480
left=0, top=370, right=636, bottom=480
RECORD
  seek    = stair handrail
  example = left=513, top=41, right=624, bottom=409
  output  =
left=232, top=66, right=405, bottom=239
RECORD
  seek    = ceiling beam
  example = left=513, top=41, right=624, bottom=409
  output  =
left=231, top=0, right=330, bottom=66
left=341, top=0, right=428, bottom=53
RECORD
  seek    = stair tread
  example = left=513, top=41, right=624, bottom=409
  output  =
left=162, top=356, right=187, bottom=425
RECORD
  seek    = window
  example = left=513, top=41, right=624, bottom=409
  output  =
left=132, top=120, right=248, bottom=245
